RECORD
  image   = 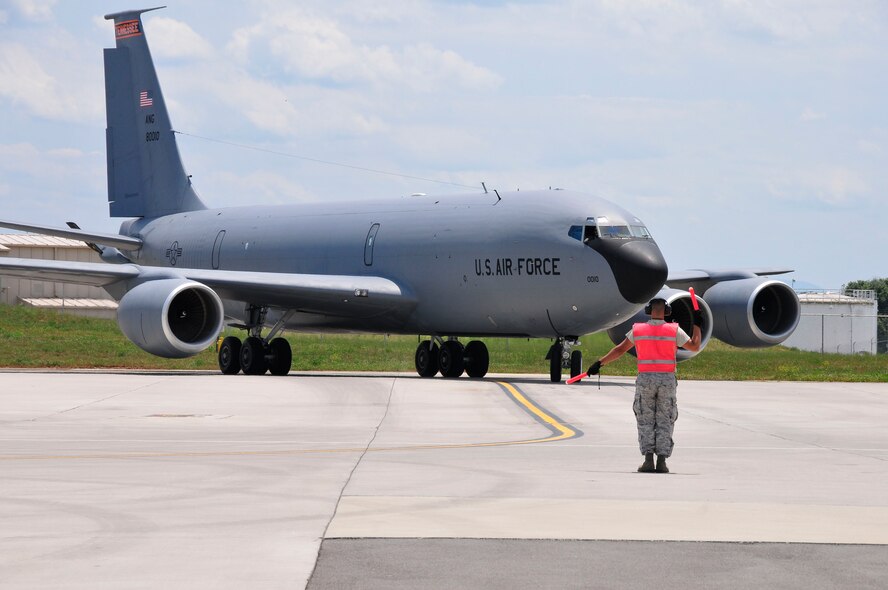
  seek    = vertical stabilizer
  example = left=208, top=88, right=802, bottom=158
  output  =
left=104, top=7, right=206, bottom=218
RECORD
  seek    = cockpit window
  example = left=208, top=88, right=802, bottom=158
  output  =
left=597, top=216, right=653, bottom=240
left=630, top=225, right=652, bottom=239
left=599, top=225, right=632, bottom=238
left=571, top=216, right=652, bottom=244
left=568, top=225, right=582, bottom=241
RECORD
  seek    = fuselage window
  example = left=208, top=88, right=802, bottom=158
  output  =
left=583, top=225, right=597, bottom=244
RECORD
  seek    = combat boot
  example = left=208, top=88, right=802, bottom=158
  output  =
left=638, top=453, right=655, bottom=473
left=655, top=455, right=669, bottom=473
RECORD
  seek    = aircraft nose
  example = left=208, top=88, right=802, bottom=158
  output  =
left=595, top=239, right=668, bottom=304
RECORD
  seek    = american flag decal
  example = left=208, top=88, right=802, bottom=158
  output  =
left=139, top=91, right=153, bottom=108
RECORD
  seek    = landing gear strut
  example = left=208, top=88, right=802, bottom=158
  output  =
left=216, top=306, right=294, bottom=376
left=414, top=338, right=489, bottom=379
left=547, top=337, right=582, bottom=383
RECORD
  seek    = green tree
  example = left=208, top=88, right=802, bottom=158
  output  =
left=845, top=278, right=888, bottom=353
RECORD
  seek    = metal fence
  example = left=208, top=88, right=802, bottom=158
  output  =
left=795, top=313, right=887, bottom=354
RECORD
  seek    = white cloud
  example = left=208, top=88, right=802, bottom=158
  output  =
left=400, top=44, right=500, bottom=92
left=146, top=16, right=214, bottom=60
left=46, top=147, right=85, bottom=158
left=228, top=7, right=501, bottom=91
left=856, top=139, right=882, bottom=156
left=0, top=43, right=66, bottom=120
left=10, top=0, right=56, bottom=22
left=206, top=169, right=318, bottom=206
left=0, top=30, right=102, bottom=124
left=800, top=107, right=826, bottom=121
left=719, top=0, right=853, bottom=42
left=0, top=142, right=94, bottom=176
left=767, top=166, right=870, bottom=207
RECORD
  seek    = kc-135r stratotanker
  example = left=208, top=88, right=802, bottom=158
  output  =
left=0, top=8, right=801, bottom=380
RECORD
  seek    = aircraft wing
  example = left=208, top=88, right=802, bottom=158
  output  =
left=0, top=219, right=142, bottom=251
left=181, top=268, right=413, bottom=317
left=666, top=268, right=793, bottom=290
left=0, top=258, right=413, bottom=317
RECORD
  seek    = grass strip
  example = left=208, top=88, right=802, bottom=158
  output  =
left=0, top=306, right=885, bottom=381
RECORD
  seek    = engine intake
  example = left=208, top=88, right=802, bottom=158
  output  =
left=607, top=288, right=713, bottom=361
left=702, top=278, right=800, bottom=348
left=117, top=279, right=224, bottom=358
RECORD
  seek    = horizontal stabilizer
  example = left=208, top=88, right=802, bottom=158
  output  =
left=0, top=258, right=140, bottom=287
left=0, top=219, right=142, bottom=251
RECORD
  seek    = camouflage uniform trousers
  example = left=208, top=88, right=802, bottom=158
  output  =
left=633, top=372, right=678, bottom=458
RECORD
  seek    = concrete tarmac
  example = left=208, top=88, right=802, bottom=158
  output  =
left=0, top=371, right=885, bottom=588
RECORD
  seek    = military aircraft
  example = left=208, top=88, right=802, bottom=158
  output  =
left=0, top=8, right=801, bottom=380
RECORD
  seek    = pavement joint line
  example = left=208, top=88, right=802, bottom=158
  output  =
left=0, top=380, right=584, bottom=461
left=683, top=408, right=888, bottom=463
left=307, top=375, right=398, bottom=587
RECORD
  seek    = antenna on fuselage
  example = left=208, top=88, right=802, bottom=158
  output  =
left=482, top=182, right=488, bottom=194
left=494, top=189, right=501, bottom=202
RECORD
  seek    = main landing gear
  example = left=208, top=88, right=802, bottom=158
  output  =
left=218, top=335, right=292, bottom=376
left=414, top=338, right=489, bottom=379
left=547, top=337, right=582, bottom=383
left=217, top=306, right=293, bottom=376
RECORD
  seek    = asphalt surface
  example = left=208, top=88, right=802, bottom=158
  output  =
left=309, top=539, right=888, bottom=590
left=0, top=371, right=885, bottom=589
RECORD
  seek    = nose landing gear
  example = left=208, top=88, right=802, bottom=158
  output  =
left=547, top=337, right=582, bottom=382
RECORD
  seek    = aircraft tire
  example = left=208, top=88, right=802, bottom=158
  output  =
left=268, top=337, right=292, bottom=376
left=570, top=350, right=583, bottom=379
left=439, top=340, right=465, bottom=378
left=415, top=341, right=440, bottom=377
left=218, top=336, right=242, bottom=375
left=464, top=340, right=489, bottom=378
left=549, top=342, right=562, bottom=382
left=241, top=336, right=268, bottom=375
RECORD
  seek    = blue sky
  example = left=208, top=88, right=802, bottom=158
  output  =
left=1, top=0, right=885, bottom=289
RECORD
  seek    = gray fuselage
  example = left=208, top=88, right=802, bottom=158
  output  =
left=123, top=189, right=668, bottom=338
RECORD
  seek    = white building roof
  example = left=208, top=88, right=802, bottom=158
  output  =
left=798, top=292, right=874, bottom=305
left=0, top=233, right=90, bottom=248
left=20, top=298, right=118, bottom=310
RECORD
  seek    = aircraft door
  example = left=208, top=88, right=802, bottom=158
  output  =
left=364, top=223, right=380, bottom=266
left=212, top=230, right=226, bottom=269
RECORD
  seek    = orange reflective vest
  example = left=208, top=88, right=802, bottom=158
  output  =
left=633, top=322, right=678, bottom=373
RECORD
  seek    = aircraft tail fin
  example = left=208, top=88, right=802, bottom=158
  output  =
left=103, top=7, right=206, bottom=218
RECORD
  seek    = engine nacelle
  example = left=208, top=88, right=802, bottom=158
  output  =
left=606, top=288, right=713, bottom=361
left=117, top=279, right=224, bottom=358
left=702, top=278, right=800, bottom=348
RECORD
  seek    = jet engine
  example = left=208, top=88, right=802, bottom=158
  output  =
left=702, top=278, right=800, bottom=348
left=117, top=279, right=224, bottom=358
left=606, top=288, right=713, bottom=361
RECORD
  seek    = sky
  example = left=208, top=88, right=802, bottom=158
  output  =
left=0, top=0, right=885, bottom=289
